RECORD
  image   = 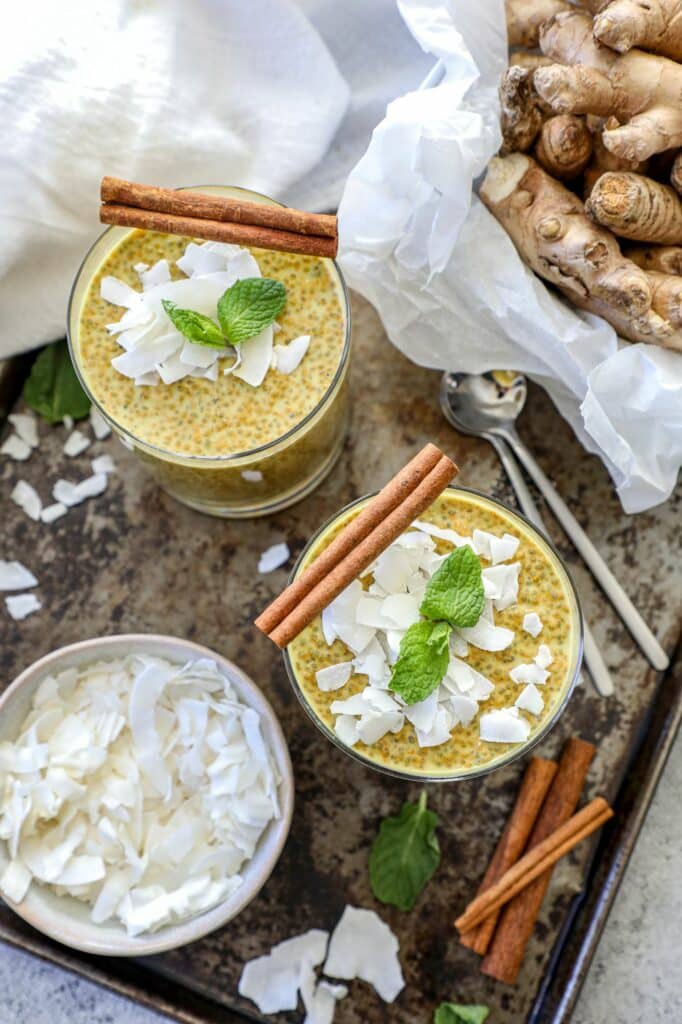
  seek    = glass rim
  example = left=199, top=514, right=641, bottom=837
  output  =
left=282, top=484, right=585, bottom=783
left=66, top=184, right=352, bottom=466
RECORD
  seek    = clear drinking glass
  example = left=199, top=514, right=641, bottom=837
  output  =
left=67, top=186, right=351, bottom=518
left=283, top=487, right=584, bottom=782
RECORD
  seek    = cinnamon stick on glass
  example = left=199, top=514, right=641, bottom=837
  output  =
left=481, top=737, right=597, bottom=985
left=460, top=756, right=558, bottom=955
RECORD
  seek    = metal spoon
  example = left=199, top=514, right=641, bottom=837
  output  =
left=440, top=371, right=669, bottom=674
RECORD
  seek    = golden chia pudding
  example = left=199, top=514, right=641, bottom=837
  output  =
left=69, top=190, right=349, bottom=517
left=286, top=489, right=581, bottom=779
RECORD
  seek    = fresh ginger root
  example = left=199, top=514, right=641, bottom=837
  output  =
left=626, top=245, right=682, bottom=275
left=480, top=153, right=682, bottom=349
left=535, top=114, right=593, bottom=179
left=586, top=171, right=682, bottom=243
left=672, top=152, right=682, bottom=194
left=645, top=269, right=682, bottom=325
left=582, top=120, right=648, bottom=195
left=505, top=0, right=571, bottom=47
left=536, top=11, right=682, bottom=160
left=500, top=67, right=546, bottom=154
left=593, top=0, right=682, bottom=61
left=509, top=51, right=553, bottom=71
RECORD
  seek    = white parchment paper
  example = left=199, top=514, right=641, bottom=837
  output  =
left=338, top=0, right=682, bottom=513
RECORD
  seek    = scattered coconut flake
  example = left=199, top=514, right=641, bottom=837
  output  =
left=479, top=707, right=531, bottom=743
left=334, top=715, right=360, bottom=748
left=10, top=481, right=42, bottom=521
left=139, top=258, right=170, bottom=290
left=91, top=454, right=116, bottom=475
left=0, top=654, right=281, bottom=935
left=239, top=929, right=329, bottom=1014
left=522, top=612, right=543, bottom=637
left=302, top=978, right=347, bottom=1024
left=273, top=334, right=310, bottom=375
left=241, top=470, right=263, bottom=483
left=5, top=594, right=41, bottom=620
left=234, top=325, right=274, bottom=387
left=412, top=519, right=470, bottom=547
left=458, top=618, right=514, bottom=652
left=510, top=662, right=550, bottom=686
left=63, top=429, right=91, bottom=457
left=89, top=407, right=111, bottom=440
left=52, top=473, right=107, bottom=507
left=482, top=563, right=520, bottom=611
left=472, top=529, right=519, bottom=564
left=0, top=561, right=38, bottom=591
left=449, top=693, right=479, bottom=726
left=40, top=502, right=68, bottom=523
left=515, top=684, right=544, bottom=715
left=415, top=705, right=455, bottom=748
left=0, top=860, right=32, bottom=903
left=1, top=435, right=32, bottom=461
left=323, top=906, right=405, bottom=1003
left=8, top=413, right=38, bottom=449
left=315, top=663, right=353, bottom=692
left=62, top=415, right=74, bottom=432
left=321, top=581, right=375, bottom=654
left=258, top=543, right=290, bottom=574
left=535, top=643, right=553, bottom=669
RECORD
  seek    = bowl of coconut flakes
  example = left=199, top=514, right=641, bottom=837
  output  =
left=0, top=634, right=294, bottom=955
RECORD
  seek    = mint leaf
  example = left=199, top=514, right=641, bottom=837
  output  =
left=217, top=277, right=286, bottom=345
left=420, top=545, right=484, bottom=628
left=369, top=792, right=440, bottom=912
left=434, top=1004, right=489, bottom=1024
left=162, top=300, right=225, bottom=348
left=23, top=340, right=90, bottom=424
left=389, top=620, right=451, bottom=705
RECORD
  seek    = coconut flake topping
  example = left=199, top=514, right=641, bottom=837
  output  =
left=0, top=655, right=281, bottom=936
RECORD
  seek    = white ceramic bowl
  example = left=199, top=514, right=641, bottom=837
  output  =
left=0, top=634, right=294, bottom=955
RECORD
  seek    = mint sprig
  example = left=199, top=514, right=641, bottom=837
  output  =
left=434, top=1004, right=489, bottom=1024
left=161, top=277, right=287, bottom=349
left=389, top=620, right=451, bottom=705
left=369, top=791, right=440, bottom=912
left=388, top=539, right=484, bottom=705
left=23, top=340, right=90, bottom=424
left=419, top=545, right=485, bottom=628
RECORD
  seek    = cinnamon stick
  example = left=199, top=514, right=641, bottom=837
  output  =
left=256, top=444, right=443, bottom=637
left=460, top=757, right=558, bottom=955
left=481, top=737, right=596, bottom=984
left=455, top=798, right=612, bottom=934
left=101, top=177, right=338, bottom=238
left=257, top=446, right=459, bottom=648
left=99, top=204, right=338, bottom=259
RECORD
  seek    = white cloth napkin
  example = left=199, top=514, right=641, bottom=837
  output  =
left=338, top=0, right=682, bottom=513
left=0, top=0, right=350, bottom=360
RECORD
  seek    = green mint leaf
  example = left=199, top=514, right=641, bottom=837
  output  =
left=369, top=791, right=440, bottom=912
left=162, top=300, right=226, bottom=348
left=388, top=620, right=451, bottom=705
left=420, top=545, right=484, bottom=628
left=22, top=340, right=90, bottom=424
left=434, top=1004, right=490, bottom=1024
left=217, top=277, right=286, bottom=345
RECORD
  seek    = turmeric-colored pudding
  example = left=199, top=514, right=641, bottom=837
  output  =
left=285, top=488, right=582, bottom=780
left=68, top=187, right=350, bottom=517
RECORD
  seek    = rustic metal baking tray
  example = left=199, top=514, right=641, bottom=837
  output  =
left=1, top=297, right=680, bottom=1024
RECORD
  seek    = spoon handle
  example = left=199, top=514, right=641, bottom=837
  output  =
left=504, top=430, right=669, bottom=672
left=489, top=436, right=614, bottom=697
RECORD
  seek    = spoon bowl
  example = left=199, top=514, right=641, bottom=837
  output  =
left=440, top=370, right=527, bottom=437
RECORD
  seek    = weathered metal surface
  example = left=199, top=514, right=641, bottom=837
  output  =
left=0, top=293, right=680, bottom=1024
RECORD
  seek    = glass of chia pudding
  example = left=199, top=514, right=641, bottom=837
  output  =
left=67, top=186, right=351, bottom=517
left=284, top=487, right=583, bottom=782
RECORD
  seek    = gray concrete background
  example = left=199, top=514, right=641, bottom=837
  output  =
left=1, top=731, right=679, bottom=1024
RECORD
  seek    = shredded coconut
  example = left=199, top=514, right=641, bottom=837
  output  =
left=63, top=430, right=91, bottom=458
left=258, top=543, right=290, bottom=574
left=0, top=561, right=38, bottom=591
left=5, top=594, right=41, bottom=621
left=10, top=481, right=42, bottom=521
left=1, top=435, right=32, bottom=461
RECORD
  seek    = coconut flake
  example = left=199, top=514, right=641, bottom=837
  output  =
left=415, top=705, right=455, bottom=748
left=63, top=430, right=91, bottom=457
left=0, top=860, right=32, bottom=902
left=273, top=334, right=310, bottom=375
left=8, top=413, right=38, bottom=449
left=40, top=503, right=68, bottom=524
left=91, top=455, right=116, bottom=475
left=233, top=325, right=274, bottom=387
left=241, top=470, right=263, bottom=483
left=510, top=662, right=549, bottom=686
left=302, top=979, right=347, bottom=1024
left=89, top=407, right=111, bottom=440
left=238, top=929, right=329, bottom=1014
left=258, top=543, right=290, bottom=574
left=52, top=473, right=107, bottom=507
left=0, top=561, right=38, bottom=591
left=5, top=594, right=41, bottom=620
left=479, top=707, right=531, bottom=743
left=323, top=906, right=405, bottom=1003
left=315, top=663, right=353, bottom=692
left=515, top=684, right=544, bottom=715
left=10, top=481, right=42, bottom=521
left=458, top=618, right=514, bottom=652
left=449, top=693, right=479, bottom=726
left=482, top=563, right=520, bottom=611
left=522, top=612, right=543, bottom=637
left=472, top=529, right=519, bottom=564
left=535, top=643, right=553, bottom=669
left=334, top=715, right=359, bottom=748
left=1, top=434, right=32, bottom=461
